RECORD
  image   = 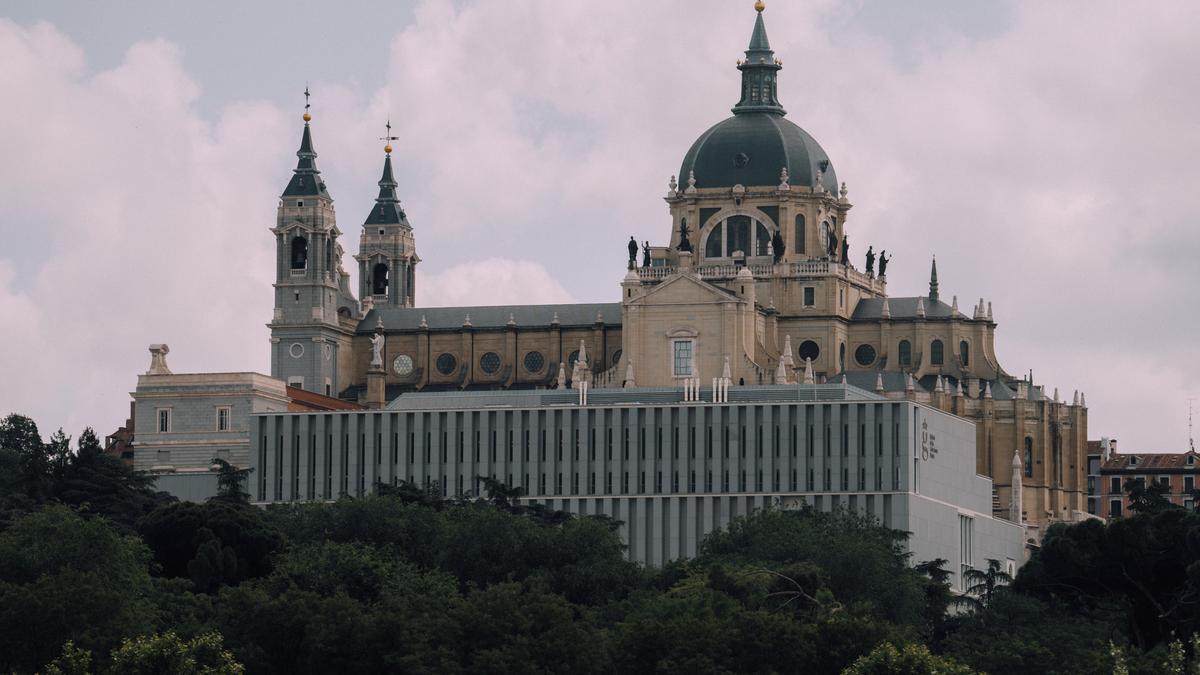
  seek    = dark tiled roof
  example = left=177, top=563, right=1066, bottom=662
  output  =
left=359, top=303, right=622, bottom=333
left=1101, top=452, right=1200, bottom=472
left=851, top=297, right=966, bottom=320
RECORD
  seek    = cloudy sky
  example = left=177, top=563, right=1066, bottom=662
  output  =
left=1, top=1, right=1196, bottom=453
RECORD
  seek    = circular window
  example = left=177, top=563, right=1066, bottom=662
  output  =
left=568, top=350, right=580, bottom=368
left=854, top=344, right=876, bottom=367
left=797, top=340, right=820, bottom=362
left=480, top=352, right=501, bottom=374
left=288, top=342, right=304, bottom=359
left=523, top=351, right=545, bottom=373
left=733, top=152, right=750, bottom=168
left=612, top=349, right=622, bottom=365
left=392, top=354, right=413, bottom=376
left=436, top=353, right=457, bottom=376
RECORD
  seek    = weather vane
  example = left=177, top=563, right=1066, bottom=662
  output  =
left=302, top=85, right=312, bottom=122
left=380, top=118, right=399, bottom=154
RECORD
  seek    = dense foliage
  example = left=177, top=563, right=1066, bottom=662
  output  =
left=7, top=411, right=1200, bottom=673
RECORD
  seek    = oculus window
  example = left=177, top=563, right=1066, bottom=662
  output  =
left=854, top=344, right=876, bottom=367
left=436, top=353, right=458, bottom=376
left=480, top=352, right=501, bottom=374
left=392, top=354, right=414, bottom=376
left=523, top=351, right=545, bottom=373
left=797, top=340, right=820, bottom=362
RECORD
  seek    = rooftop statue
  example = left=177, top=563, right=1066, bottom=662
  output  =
left=678, top=220, right=693, bottom=252
left=772, top=228, right=785, bottom=263
left=865, top=246, right=875, bottom=276
left=878, top=251, right=890, bottom=277
left=627, top=236, right=638, bottom=269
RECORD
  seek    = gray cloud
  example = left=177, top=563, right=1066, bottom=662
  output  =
left=1, top=1, right=1196, bottom=452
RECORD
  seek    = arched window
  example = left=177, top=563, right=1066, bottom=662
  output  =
left=839, top=343, right=846, bottom=372
left=290, top=236, right=308, bottom=270
left=794, top=214, right=805, bottom=253
left=755, top=222, right=771, bottom=256
left=930, top=340, right=944, bottom=366
left=959, top=341, right=970, bottom=367
left=1024, top=437, right=1034, bottom=478
left=898, top=340, right=912, bottom=367
left=372, top=262, right=389, bottom=296
left=726, top=215, right=751, bottom=256
left=704, top=221, right=723, bottom=258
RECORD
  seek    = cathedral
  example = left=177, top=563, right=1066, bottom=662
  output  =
left=251, top=3, right=1087, bottom=536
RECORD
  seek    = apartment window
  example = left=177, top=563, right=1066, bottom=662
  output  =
left=1185, top=476, right=1195, bottom=493
left=803, top=287, right=815, bottom=307
left=1158, top=475, right=1171, bottom=490
left=156, top=408, right=171, bottom=433
left=1110, top=477, right=1121, bottom=494
left=673, top=340, right=694, bottom=377
left=215, top=406, right=231, bottom=432
left=1110, top=499, right=1123, bottom=518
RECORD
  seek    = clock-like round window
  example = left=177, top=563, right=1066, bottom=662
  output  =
left=436, top=353, right=457, bottom=376
left=392, top=354, right=413, bottom=376
left=523, top=351, right=545, bottom=373
left=797, top=340, right=820, bottom=362
left=288, top=342, right=304, bottom=359
left=480, top=352, right=501, bottom=374
left=854, top=344, right=876, bottom=367
left=612, top=349, right=622, bottom=365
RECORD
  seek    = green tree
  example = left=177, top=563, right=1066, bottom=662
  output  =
left=210, top=458, right=252, bottom=505
left=0, top=414, right=50, bottom=523
left=57, top=428, right=171, bottom=535
left=961, top=558, right=1012, bottom=609
left=139, top=501, right=282, bottom=592
left=1126, top=477, right=1176, bottom=515
left=0, top=505, right=155, bottom=672
left=840, top=642, right=974, bottom=675
left=108, top=631, right=244, bottom=675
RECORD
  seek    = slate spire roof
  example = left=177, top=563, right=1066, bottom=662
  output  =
left=364, top=150, right=408, bottom=226
left=282, top=117, right=331, bottom=199
left=733, top=3, right=786, bottom=116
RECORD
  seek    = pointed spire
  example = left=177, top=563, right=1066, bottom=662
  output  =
left=875, top=372, right=884, bottom=394
left=1073, top=390, right=1080, bottom=406
left=782, top=334, right=794, bottom=367
left=732, top=3, right=786, bottom=116
left=557, top=362, right=567, bottom=389
left=1011, top=449, right=1024, bottom=525
left=803, top=357, right=814, bottom=385
left=624, top=360, right=635, bottom=388
left=1080, top=392, right=1086, bottom=407
left=578, top=339, right=588, bottom=368
left=905, top=373, right=915, bottom=392
left=365, top=120, right=408, bottom=225
left=955, top=379, right=964, bottom=397
left=928, top=256, right=940, bottom=302
left=936, top=375, right=945, bottom=394
left=775, top=358, right=788, bottom=384
left=722, top=355, right=732, bottom=381
left=283, top=88, right=330, bottom=198
left=880, top=297, right=891, bottom=319
left=419, top=314, right=428, bottom=329
left=916, top=296, right=926, bottom=318
left=951, top=295, right=958, bottom=313
left=987, top=301, right=993, bottom=321
left=984, top=381, right=993, bottom=399
left=1053, top=387, right=1060, bottom=403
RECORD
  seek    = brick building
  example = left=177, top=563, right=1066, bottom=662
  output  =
left=1098, top=447, right=1200, bottom=518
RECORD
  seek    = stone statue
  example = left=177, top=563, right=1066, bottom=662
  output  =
left=865, top=246, right=875, bottom=276
left=677, top=219, right=692, bottom=252
left=878, top=250, right=890, bottom=277
left=841, top=234, right=849, bottom=266
left=627, top=236, right=638, bottom=268
left=771, top=229, right=785, bottom=263
left=369, top=332, right=385, bottom=368
left=642, top=241, right=651, bottom=268
left=828, top=233, right=838, bottom=259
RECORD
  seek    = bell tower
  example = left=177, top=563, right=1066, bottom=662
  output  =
left=269, top=92, right=359, bottom=396
left=355, top=122, right=419, bottom=308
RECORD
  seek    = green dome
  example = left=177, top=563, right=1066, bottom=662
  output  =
left=678, top=112, right=838, bottom=192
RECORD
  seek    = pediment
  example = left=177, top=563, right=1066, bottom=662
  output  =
left=630, top=272, right=741, bottom=307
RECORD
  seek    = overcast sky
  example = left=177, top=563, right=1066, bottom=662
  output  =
left=1, top=1, right=1196, bottom=454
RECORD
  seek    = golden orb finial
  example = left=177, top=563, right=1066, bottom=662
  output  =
left=302, top=111, right=311, bottom=122
left=755, top=0, right=765, bottom=12
left=384, top=143, right=393, bottom=154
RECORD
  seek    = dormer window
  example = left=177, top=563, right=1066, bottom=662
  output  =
left=297, top=200, right=304, bottom=207
left=1189, top=455, right=1196, bottom=466
left=1128, top=456, right=1138, bottom=467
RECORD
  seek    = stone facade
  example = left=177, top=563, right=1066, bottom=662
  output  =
left=258, top=4, right=1087, bottom=536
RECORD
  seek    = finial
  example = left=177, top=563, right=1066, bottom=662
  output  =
left=916, top=296, right=926, bottom=318
left=984, top=381, right=993, bottom=399
left=463, top=313, right=472, bottom=327
left=380, top=119, right=399, bottom=155
left=685, top=170, right=697, bottom=195
left=839, top=181, right=848, bottom=201
left=755, top=0, right=765, bottom=12
left=507, top=312, right=516, bottom=326
left=668, top=175, right=678, bottom=196
left=419, top=314, right=428, bottom=329
left=778, top=167, right=790, bottom=191
left=303, top=85, right=312, bottom=122
left=875, top=372, right=884, bottom=393
left=147, top=344, right=173, bottom=375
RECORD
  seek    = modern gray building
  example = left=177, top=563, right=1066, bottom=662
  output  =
left=250, top=382, right=1024, bottom=582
